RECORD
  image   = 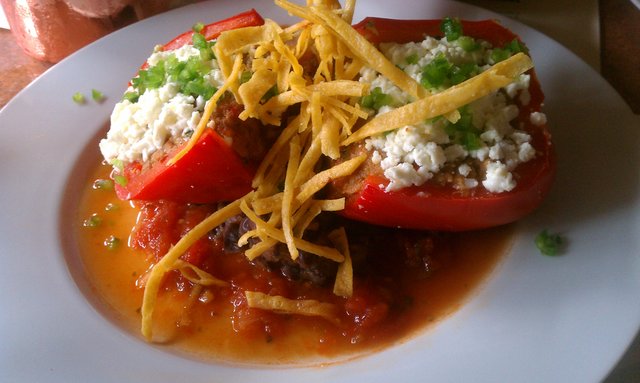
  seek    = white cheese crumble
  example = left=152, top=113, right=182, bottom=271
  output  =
left=99, top=45, right=225, bottom=164
left=359, top=34, right=540, bottom=193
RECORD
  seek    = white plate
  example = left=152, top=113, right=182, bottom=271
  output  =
left=1, top=1, right=639, bottom=382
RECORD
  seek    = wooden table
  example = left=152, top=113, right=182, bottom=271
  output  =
left=0, top=0, right=638, bottom=381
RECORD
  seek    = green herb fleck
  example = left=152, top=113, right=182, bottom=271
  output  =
left=261, top=85, right=279, bottom=103
left=535, top=230, right=564, bottom=256
left=456, top=36, right=479, bottom=52
left=360, top=87, right=394, bottom=110
left=440, top=17, right=463, bottom=41
left=122, top=91, right=140, bottom=103
left=72, top=92, right=86, bottom=104
left=443, top=107, right=482, bottom=150
left=104, top=235, right=121, bottom=250
left=239, top=71, right=253, bottom=84
left=405, top=53, right=420, bottom=65
left=110, top=159, right=124, bottom=172
left=93, top=178, right=114, bottom=191
left=91, top=89, right=105, bottom=102
left=192, top=22, right=205, bottom=33
left=490, top=39, right=527, bottom=63
left=83, top=214, right=102, bottom=228
left=420, top=54, right=479, bottom=89
left=113, top=174, right=128, bottom=187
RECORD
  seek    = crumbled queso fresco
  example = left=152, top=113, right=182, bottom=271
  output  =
left=360, top=35, right=546, bottom=193
left=99, top=44, right=225, bottom=164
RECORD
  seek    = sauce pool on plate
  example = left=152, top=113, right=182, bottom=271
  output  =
left=74, top=162, right=513, bottom=365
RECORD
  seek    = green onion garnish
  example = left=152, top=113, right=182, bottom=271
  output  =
left=72, top=92, right=86, bottom=104
left=93, top=179, right=114, bottom=191
left=113, top=174, right=128, bottom=187
left=240, top=71, right=253, bottom=84
left=440, top=17, right=463, bottom=41
left=456, top=36, right=479, bottom=52
left=405, top=53, right=420, bottom=65
left=91, top=89, right=105, bottom=102
left=443, top=107, right=482, bottom=150
left=192, top=22, right=205, bottom=33
left=535, top=230, right=564, bottom=256
left=110, top=159, right=124, bottom=172
left=261, top=85, right=279, bottom=103
left=360, top=87, right=394, bottom=110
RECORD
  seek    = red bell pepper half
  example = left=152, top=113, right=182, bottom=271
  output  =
left=115, top=9, right=264, bottom=203
left=340, top=17, right=556, bottom=231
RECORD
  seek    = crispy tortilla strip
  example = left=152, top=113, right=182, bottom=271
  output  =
left=245, top=291, right=339, bottom=324
left=329, top=227, right=352, bottom=297
left=173, top=259, right=228, bottom=287
left=141, top=195, right=249, bottom=340
left=342, top=53, right=534, bottom=146
left=238, top=68, right=278, bottom=120
left=240, top=200, right=344, bottom=262
left=296, top=154, right=366, bottom=203
left=282, top=135, right=302, bottom=259
left=278, top=1, right=425, bottom=99
left=214, top=21, right=281, bottom=76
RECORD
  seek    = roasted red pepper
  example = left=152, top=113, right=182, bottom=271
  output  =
left=115, top=10, right=264, bottom=203
left=340, top=17, right=555, bottom=231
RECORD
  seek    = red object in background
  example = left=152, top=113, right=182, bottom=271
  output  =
left=0, top=0, right=114, bottom=62
left=340, top=17, right=556, bottom=231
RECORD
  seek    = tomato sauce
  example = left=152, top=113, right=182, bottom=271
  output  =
left=75, top=163, right=513, bottom=365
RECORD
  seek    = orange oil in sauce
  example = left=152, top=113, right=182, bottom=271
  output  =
left=74, top=163, right=513, bottom=365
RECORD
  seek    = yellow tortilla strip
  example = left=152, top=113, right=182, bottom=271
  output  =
left=240, top=200, right=344, bottom=262
left=245, top=291, right=339, bottom=324
left=305, top=3, right=426, bottom=99
left=342, top=52, right=534, bottom=146
left=173, top=260, right=228, bottom=287
left=329, top=228, right=352, bottom=298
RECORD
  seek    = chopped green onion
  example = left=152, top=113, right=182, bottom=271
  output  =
left=420, top=54, right=452, bottom=89
left=490, top=39, right=527, bottom=63
left=239, top=71, right=253, bottom=84
left=83, top=214, right=102, bottom=228
left=490, top=48, right=511, bottom=64
left=113, top=174, right=128, bottom=187
left=535, top=230, right=564, bottom=256
left=261, top=85, right=279, bottom=103
left=443, top=107, right=482, bottom=150
left=104, top=235, right=121, bottom=250
left=110, top=159, right=124, bottom=172
left=72, top=92, right=86, bottom=104
left=360, top=87, right=394, bottom=110
left=405, top=53, right=420, bottom=65
left=92, top=178, right=114, bottom=191
left=456, top=36, right=479, bottom=52
left=421, top=54, right=479, bottom=89
left=192, top=22, right=205, bottom=33
left=91, top=89, right=105, bottom=102
left=122, top=91, right=139, bottom=103
left=450, top=62, right=479, bottom=85
left=440, top=17, right=462, bottom=41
